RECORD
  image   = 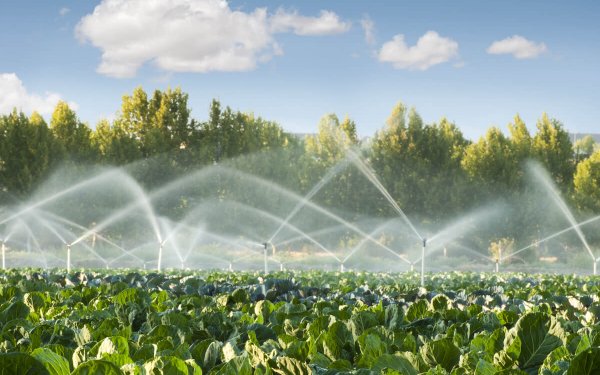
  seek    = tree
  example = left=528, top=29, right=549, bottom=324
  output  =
left=573, top=135, right=596, bottom=161
left=147, top=88, right=194, bottom=155
left=532, top=113, right=574, bottom=186
left=508, top=115, right=532, bottom=160
left=573, top=149, right=600, bottom=212
left=462, top=127, right=518, bottom=189
left=200, top=99, right=292, bottom=163
left=305, top=114, right=358, bottom=165
left=50, top=101, right=97, bottom=163
left=370, top=102, right=470, bottom=220
left=115, top=86, right=197, bottom=158
left=91, top=119, right=142, bottom=165
left=0, top=110, right=57, bottom=199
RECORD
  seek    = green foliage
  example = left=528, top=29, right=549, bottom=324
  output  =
left=71, top=359, right=123, bottom=375
left=0, top=270, right=598, bottom=373
left=503, top=312, right=566, bottom=373
left=462, top=127, right=518, bottom=189
left=532, top=113, right=574, bottom=186
left=573, top=150, right=600, bottom=211
left=573, top=135, right=596, bottom=160
left=30, top=348, right=70, bottom=375
left=50, top=101, right=97, bottom=163
left=370, top=103, right=470, bottom=220
left=0, top=352, right=50, bottom=374
left=0, top=110, right=57, bottom=200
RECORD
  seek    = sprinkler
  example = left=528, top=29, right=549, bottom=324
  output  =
left=66, top=243, right=71, bottom=273
left=421, top=238, right=427, bottom=287
left=1, top=241, right=5, bottom=270
left=157, top=241, right=164, bottom=272
left=229, top=262, right=233, bottom=272
left=340, top=263, right=345, bottom=272
left=263, top=242, right=269, bottom=274
left=495, top=246, right=502, bottom=273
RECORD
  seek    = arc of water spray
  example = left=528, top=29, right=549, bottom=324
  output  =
left=450, top=243, right=495, bottom=263
left=531, top=165, right=595, bottom=262
left=9, top=219, right=53, bottom=267
left=342, top=219, right=412, bottom=265
left=39, top=210, right=146, bottom=266
left=70, top=180, right=162, bottom=248
left=189, top=199, right=345, bottom=264
left=346, top=150, right=427, bottom=285
left=162, top=218, right=266, bottom=265
left=347, top=150, right=424, bottom=242
left=0, top=170, right=122, bottom=226
left=235, top=201, right=344, bottom=264
left=502, top=214, right=600, bottom=263
left=128, top=163, right=416, bottom=273
left=26, top=210, right=109, bottom=267
left=155, top=165, right=414, bottom=265
left=268, top=156, right=351, bottom=244
left=106, top=240, right=159, bottom=267
left=273, top=223, right=351, bottom=248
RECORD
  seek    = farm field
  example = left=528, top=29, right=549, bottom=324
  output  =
left=1, top=270, right=599, bottom=374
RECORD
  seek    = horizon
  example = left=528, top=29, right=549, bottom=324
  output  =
left=1, top=1, right=599, bottom=140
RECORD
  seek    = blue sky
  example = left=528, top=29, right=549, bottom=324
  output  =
left=0, top=0, right=599, bottom=140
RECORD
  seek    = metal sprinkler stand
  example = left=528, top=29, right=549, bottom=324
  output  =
left=157, top=241, right=164, bottom=272
left=496, top=247, right=502, bottom=273
left=1, top=241, right=5, bottom=270
left=66, top=243, right=71, bottom=273
left=263, top=242, right=268, bottom=274
left=594, top=260, right=597, bottom=276
left=340, top=263, right=345, bottom=272
left=421, top=238, right=427, bottom=287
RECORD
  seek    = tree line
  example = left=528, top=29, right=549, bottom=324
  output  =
left=1, top=86, right=599, bottom=231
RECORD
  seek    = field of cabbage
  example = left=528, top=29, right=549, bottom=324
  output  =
left=1, top=270, right=600, bottom=374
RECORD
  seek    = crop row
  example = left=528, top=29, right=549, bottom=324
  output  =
left=1, top=270, right=600, bottom=374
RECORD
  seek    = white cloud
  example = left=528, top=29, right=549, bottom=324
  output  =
left=0, top=73, right=76, bottom=115
left=76, top=0, right=350, bottom=78
left=59, top=7, right=70, bottom=16
left=378, top=31, right=459, bottom=70
left=360, top=15, right=375, bottom=45
left=487, top=35, right=547, bottom=59
left=270, top=9, right=350, bottom=36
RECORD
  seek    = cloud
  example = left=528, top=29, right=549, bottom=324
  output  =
left=0, top=73, right=76, bottom=115
left=76, top=0, right=350, bottom=78
left=378, top=31, right=459, bottom=70
left=59, top=7, right=70, bottom=16
left=487, top=35, right=547, bottom=59
left=270, top=9, right=350, bottom=36
left=360, top=15, right=375, bottom=45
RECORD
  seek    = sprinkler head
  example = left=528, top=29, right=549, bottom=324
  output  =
left=263, top=242, right=268, bottom=250
left=422, top=238, right=427, bottom=247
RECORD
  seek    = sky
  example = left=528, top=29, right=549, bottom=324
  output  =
left=0, top=0, right=599, bottom=140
